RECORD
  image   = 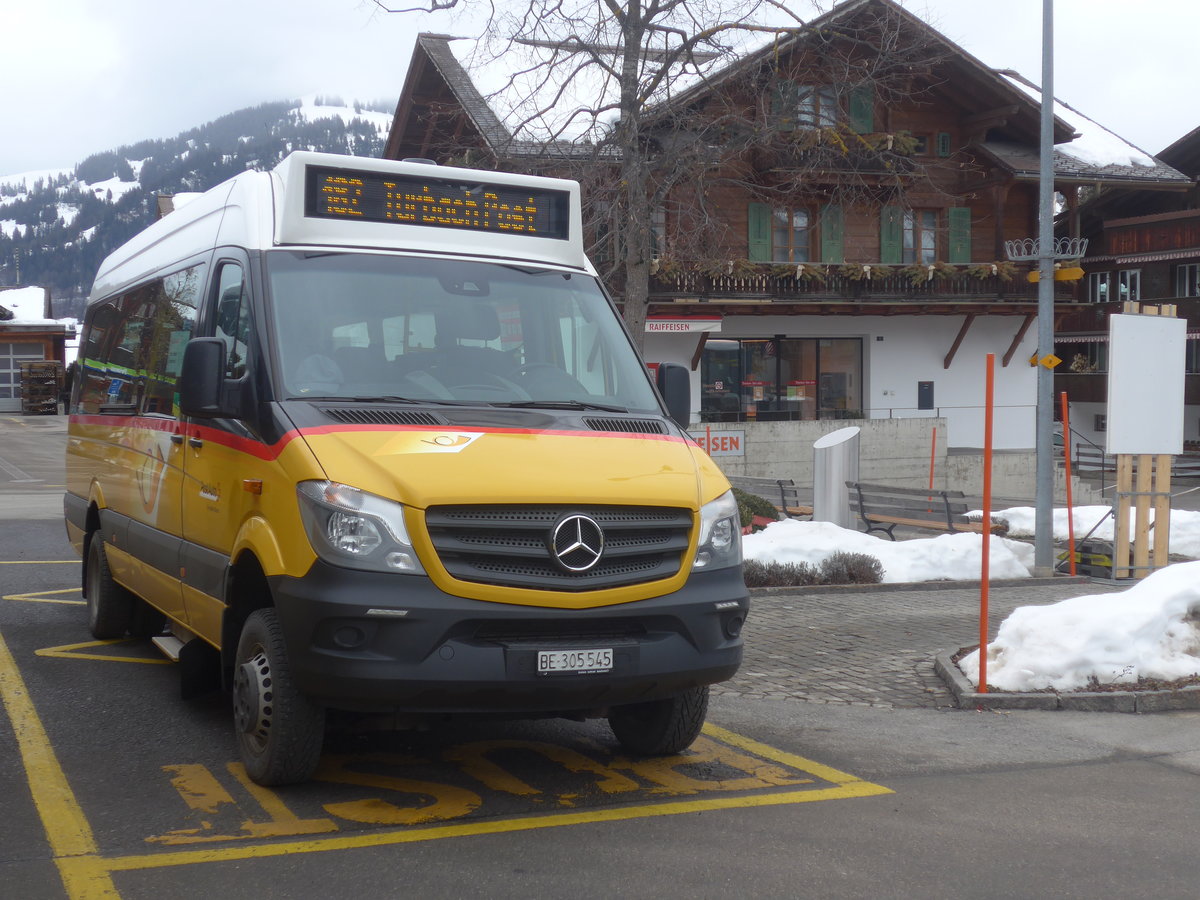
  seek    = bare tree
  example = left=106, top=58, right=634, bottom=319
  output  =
left=377, top=0, right=956, bottom=348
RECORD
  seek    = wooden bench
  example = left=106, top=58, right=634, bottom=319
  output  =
left=727, top=476, right=813, bottom=519
left=846, top=481, right=1008, bottom=540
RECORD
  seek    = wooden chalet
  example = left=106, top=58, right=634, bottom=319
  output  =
left=1057, top=126, right=1200, bottom=453
left=383, top=0, right=1189, bottom=486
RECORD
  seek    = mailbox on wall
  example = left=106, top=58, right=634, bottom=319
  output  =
left=917, top=381, right=934, bottom=410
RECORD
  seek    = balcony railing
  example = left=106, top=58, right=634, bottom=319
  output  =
left=638, top=265, right=1079, bottom=303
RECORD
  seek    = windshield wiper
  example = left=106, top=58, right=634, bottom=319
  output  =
left=293, top=395, right=471, bottom=406
left=493, top=399, right=629, bottom=413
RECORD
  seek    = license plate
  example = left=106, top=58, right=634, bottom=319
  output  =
left=537, top=648, right=613, bottom=674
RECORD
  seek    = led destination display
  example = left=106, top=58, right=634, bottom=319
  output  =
left=305, top=166, right=570, bottom=240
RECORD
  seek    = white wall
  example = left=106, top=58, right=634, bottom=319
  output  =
left=644, top=313, right=1040, bottom=449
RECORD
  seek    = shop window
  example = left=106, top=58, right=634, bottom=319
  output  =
left=700, top=336, right=862, bottom=422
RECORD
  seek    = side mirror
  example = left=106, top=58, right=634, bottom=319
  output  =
left=656, top=362, right=691, bottom=430
left=179, top=338, right=229, bottom=418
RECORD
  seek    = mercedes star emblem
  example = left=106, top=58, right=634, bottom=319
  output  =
left=550, top=514, right=605, bottom=572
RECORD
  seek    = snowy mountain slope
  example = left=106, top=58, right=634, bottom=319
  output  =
left=0, top=96, right=392, bottom=312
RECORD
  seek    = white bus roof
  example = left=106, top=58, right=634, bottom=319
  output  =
left=89, top=151, right=590, bottom=302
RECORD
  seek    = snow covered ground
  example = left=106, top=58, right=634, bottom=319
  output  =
left=741, top=509, right=1200, bottom=693
left=742, top=519, right=1035, bottom=584
left=972, top=505, right=1200, bottom=560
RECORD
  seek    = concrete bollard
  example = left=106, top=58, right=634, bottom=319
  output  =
left=813, top=426, right=861, bottom=528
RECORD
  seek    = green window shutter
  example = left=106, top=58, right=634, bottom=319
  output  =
left=948, top=206, right=971, bottom=264
left=936, top=132, right=952, bottom=157
left=771, top=80, right=797, bottom=131
left=880, top=205, right=903, bottom=264
left=748, top=202, right=772, bottom=262
left=849, top=86, right=874, bottom=133
left=819, top=203, right=845, bottom=263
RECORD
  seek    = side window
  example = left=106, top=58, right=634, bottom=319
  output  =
left=141, top=265, right=203, bottom=416
left=76, top=301, right=122, bottom=413
left=96, top=287, right=154, bottom=411
left=214, top=263, right=251, bottom=380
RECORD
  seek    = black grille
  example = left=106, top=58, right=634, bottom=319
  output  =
left=320, top=407, right=445, bottom=426
left=425, top=504, right=693, bottom=591
left=583, top=417, right=667, bottom=435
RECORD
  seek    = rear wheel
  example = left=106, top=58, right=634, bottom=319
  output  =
left=85, top=534, right=133, bottom=639
left=607, top=685, right=710, bottom=756
left=232, top=608, right=325, bottom=786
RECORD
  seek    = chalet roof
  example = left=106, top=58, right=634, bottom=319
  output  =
left=1158, top=125, right=1200, bottom=178
left=978, top=140, right=1189, bottom=188
left=419, top=35, right=512, bottom=150
left=385, top=0, right=1187, bottom=189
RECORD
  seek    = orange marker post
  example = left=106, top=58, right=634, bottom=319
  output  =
left=979, top=354, right=995, bottom=694
left=1059, top=393, right=1076, bottom=576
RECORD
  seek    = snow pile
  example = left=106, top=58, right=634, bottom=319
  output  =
left=742, top=519, right=1034, bottom=583
left=974, top=505, right=1200, bottom=559
left=958, top=561, right=1200, bottom=691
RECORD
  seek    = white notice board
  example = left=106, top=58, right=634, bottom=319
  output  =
left=1105, top=314, right=1186, bottom=455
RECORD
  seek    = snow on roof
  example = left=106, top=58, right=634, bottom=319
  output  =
left=0, top=286, right=55, bottom=324
left=998, top=70, right=1155, bottom=169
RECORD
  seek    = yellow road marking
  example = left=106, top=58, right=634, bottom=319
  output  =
left=108, top=723, right=890, bottom=873
left=106, top=777, right=891, bottom=872
left=0, top=629, right=120, bottom=898
left=4, top=588, right=85, bottom=605
left=1, top=603, right=892, bottom=888
left=36, top=639, right=171, bottom=665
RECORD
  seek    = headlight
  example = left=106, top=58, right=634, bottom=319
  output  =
left=692, top=489, right=742, bottom=571
left=297, top=481, right=425, bottom=574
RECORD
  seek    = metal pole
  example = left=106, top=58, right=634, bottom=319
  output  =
left=1034, top=0, right=1055, bottom=575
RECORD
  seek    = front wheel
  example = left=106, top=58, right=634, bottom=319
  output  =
left=607, top=685, right=710, bottom=756
left=232, top=608, right=325, bottom=786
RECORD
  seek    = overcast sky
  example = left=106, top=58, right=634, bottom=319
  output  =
left=1, top=0, right=1196, bottom=177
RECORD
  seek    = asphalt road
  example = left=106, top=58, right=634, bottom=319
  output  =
left=3, top=415, right=1199, bottom=899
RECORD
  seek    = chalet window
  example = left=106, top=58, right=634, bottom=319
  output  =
left=700, top=336, right=862, bottom=423
left=911, top=135, right=930, bottom=155
left=1087, top=272, right=1112, bottom=303
left=772, top=82, right=836, bottom=130
left=903, top=210, right=938, bottom=264
left=772, top=208, right=811, bottom=263
left=1176, top=263, right=1200, bottom=298
left=1117, top=269, right=1140, bottom=303
left=649, top=206, right=667, bottom=258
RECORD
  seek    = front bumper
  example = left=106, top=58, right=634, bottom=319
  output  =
left=269, top=562, right=748, bottom=714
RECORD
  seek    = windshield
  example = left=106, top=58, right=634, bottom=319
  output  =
left=265, top=251, right=662, bottom=413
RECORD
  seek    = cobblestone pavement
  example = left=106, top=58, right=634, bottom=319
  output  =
left=714, top=579, right=1124, bottom=709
